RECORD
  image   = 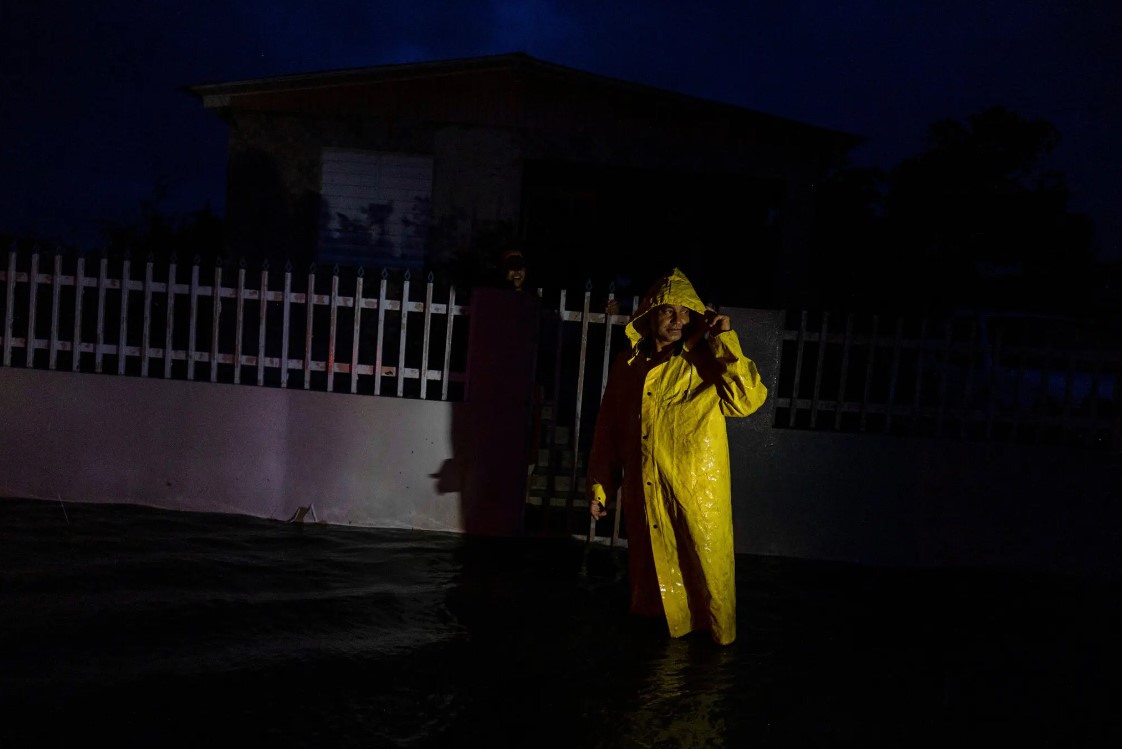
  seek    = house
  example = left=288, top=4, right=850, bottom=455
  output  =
left=185, top=52, right=861, bottom=306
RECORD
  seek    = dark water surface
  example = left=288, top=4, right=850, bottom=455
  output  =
left=1, top=498, right=1118, bottom=748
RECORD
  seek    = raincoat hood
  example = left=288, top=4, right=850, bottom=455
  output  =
left=624, top=268, right=708, bottom=349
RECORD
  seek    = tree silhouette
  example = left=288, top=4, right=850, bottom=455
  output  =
left=809, top=106, right=1097, bottom=316
left=805, top=164, right=889, bottom=312
left=99, top=178, right=224, bottom=265
left=883, top=106, right=1095, bottom=314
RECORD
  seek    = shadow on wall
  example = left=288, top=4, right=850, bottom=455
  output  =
left=429, top=287, right=541, bottom=536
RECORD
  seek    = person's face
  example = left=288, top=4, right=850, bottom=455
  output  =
left=505, top=265, right=525, bottom=289
left=650, top=304, right=691, bottom=351
left=502, top=253, right=526, bottom=289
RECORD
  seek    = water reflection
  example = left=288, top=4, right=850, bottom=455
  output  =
left=614, top=638, right=737, bottom=748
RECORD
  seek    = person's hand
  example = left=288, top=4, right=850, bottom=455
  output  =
left=605, top=298, right=620, bottom=317
left=704, top=308, right=731, bottom=335
left=686, top=306, right=731, bottom=348
left=590, top=499, right=607, bottom=519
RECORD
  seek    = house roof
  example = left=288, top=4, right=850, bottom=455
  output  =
left=183, top=52, right=863, bottom=150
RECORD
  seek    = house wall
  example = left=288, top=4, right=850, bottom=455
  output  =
left=430, top=125, right=524, bottom=254
left=225, top=111, right=526, bottom=267
left=215, top=71, right=840, bottom=300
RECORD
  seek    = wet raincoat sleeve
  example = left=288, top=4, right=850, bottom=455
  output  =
left=699, top=329, right=767, bottom=417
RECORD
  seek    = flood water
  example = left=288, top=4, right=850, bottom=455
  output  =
left=1, top=497, right=1118, bottom=748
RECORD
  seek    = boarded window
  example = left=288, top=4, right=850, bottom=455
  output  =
left=319, top=148, right=433, bottom=269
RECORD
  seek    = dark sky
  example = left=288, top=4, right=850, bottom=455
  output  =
left=3, top=0, right=1120, bottom=260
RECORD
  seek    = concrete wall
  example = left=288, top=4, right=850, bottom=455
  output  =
left=0, top=367, right=463, bottom=532
left=729, top=425, right=1121, bottom=578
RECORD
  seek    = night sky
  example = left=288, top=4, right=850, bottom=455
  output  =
left=3, top=0, right=1120, bottom=260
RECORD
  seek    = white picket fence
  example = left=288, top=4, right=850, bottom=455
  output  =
left=1, top=250, right=470, bottom=399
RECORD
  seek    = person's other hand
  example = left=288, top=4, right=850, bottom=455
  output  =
left=605, top=298, right=620, bottom=317
left=590, top=500, right=607, bottom=519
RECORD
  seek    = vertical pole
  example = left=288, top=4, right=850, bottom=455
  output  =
left=48, top=253, right=62, bottom=371
left=600, top=287, right=616, bottom=399
left=26, top=251, right=39, bottom=368
left=187, top=258, right=199, bottom=381
left=141, top=257, right=153, bottom=377
left=280, top=262, right=292, bottom=389
left=234, top=260, right=246, bottom=385
left=257, top=261, right=268, bottom=386
left=164, top=258, right=176, bottom=379
left=375, top=270, right=387, bottom=396
left=441, top=285, right=456, bottom=401
left=326, top=266, right=339, bottom=392
left=397, top=271, right=411, bottom=397
left=71, top=256, right=85, bottom=373
left=350, top=268, right=364, bottom=394
left=95, top=256, right=108, bottom=374
left=210, top=264, right=221, bottom=383
left=419, top=273, right=434, bottom=400
left=117, top=255, right=130, bottom=376
left=303, top=265, right=314, bottom=390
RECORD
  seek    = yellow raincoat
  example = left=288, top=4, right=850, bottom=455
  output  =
left=587, top=269, right=767, bottom=645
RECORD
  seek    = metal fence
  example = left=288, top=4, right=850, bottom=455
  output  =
left=524, top=284, right=638, bottom=544
left=0, top=249, right=469, bottom=399
left=772, top=309, right=1121, bottom=451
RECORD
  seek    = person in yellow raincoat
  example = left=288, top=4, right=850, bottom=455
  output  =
left=587, top=268, right=767, bottom=645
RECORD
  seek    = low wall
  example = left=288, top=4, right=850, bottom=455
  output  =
left=0, top=367, right=463, bottom=532
left=729, top=424, right=1121, bottom=578
left=3, top=317, right=1119, bottom=579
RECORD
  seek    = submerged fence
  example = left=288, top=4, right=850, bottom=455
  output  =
left=3, top=247, right=1119, bottom=546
